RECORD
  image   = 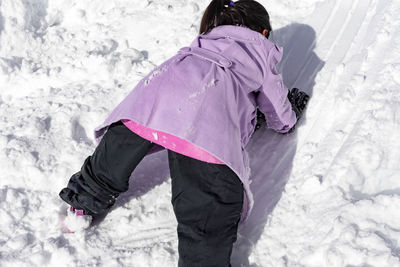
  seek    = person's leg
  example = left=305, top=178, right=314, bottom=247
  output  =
left=59, top=120, right=155, bottom=215
left=168, top=150, right=244, bottom=267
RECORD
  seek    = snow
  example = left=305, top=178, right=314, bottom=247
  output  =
left=1, top=0, right=400, bottom=266
left=62, top=208, right=91, bottom=233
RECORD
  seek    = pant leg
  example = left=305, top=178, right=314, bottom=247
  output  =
left=59, top=120, right=155, bottom=215
left=168, top=150, right=244, bottom=267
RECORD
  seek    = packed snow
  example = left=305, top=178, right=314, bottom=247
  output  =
left=1, top=0, right=400, bottom=266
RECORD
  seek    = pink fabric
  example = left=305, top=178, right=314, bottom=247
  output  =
left=121, top=120, right=225, bottom=164
left=70, top=207, right=84, bottom=216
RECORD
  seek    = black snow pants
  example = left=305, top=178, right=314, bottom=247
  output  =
left=59, top=120, right=244, bottom=266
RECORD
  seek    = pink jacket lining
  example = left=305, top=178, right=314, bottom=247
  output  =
left=121, top=120, right=225, bottom=164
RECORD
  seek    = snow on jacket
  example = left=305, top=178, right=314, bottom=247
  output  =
left=93, top=25, right=297, bottom=226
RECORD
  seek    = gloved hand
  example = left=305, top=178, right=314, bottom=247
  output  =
left=287, top=88, right=310, bottom=133
left=254, top=109, right=265, bottom=132
left=254, top=88, right=310, bottom=133
left=287, top=88, right=310, bottom=119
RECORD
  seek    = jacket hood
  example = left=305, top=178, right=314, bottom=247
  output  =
left=189, top=24, right=280, bottom=95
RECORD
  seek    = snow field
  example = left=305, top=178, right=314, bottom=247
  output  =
left=1, top=0, right=400, bottom=266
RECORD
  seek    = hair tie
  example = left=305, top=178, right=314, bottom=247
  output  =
left=229, top=0, right=235, bottom=6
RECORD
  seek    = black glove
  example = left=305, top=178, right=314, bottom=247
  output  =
left=287, top=88, right=310, bottom=119
left=287, top=88, right=310, bottom=133
left=254, top=109, right=265, bottom=132
left=254, top=88, right=310, bottom=133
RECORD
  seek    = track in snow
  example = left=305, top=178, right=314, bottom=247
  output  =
left=1, top=0, right=400, bottom=266
left=232, top=0, right=400, bottom=266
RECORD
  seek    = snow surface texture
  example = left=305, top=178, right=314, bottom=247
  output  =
left=1, top=0, right=400, bottom=266
left=63, top=207, right=92, bottom=233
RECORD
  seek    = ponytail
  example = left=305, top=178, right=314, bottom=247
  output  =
left=199, top=0, right=272, bottom=38
left=200, top=0, right=233, bottom=32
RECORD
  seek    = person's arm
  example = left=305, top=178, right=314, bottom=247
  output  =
left=255, top=44, right=297, bottom=133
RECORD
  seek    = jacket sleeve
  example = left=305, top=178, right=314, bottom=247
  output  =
left=255, top=44, right=297, bottom=133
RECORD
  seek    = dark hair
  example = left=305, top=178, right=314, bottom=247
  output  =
left=199, top=0, right=272, bottom=38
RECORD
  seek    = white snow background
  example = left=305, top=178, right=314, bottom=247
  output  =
left=1, top=0, right=400, bottom=266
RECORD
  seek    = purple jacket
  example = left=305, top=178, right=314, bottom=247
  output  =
left=94, top=25, right=296, bottom=226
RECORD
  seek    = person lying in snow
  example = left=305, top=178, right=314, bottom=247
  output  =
left=59, top=0, right=309, bottom=265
